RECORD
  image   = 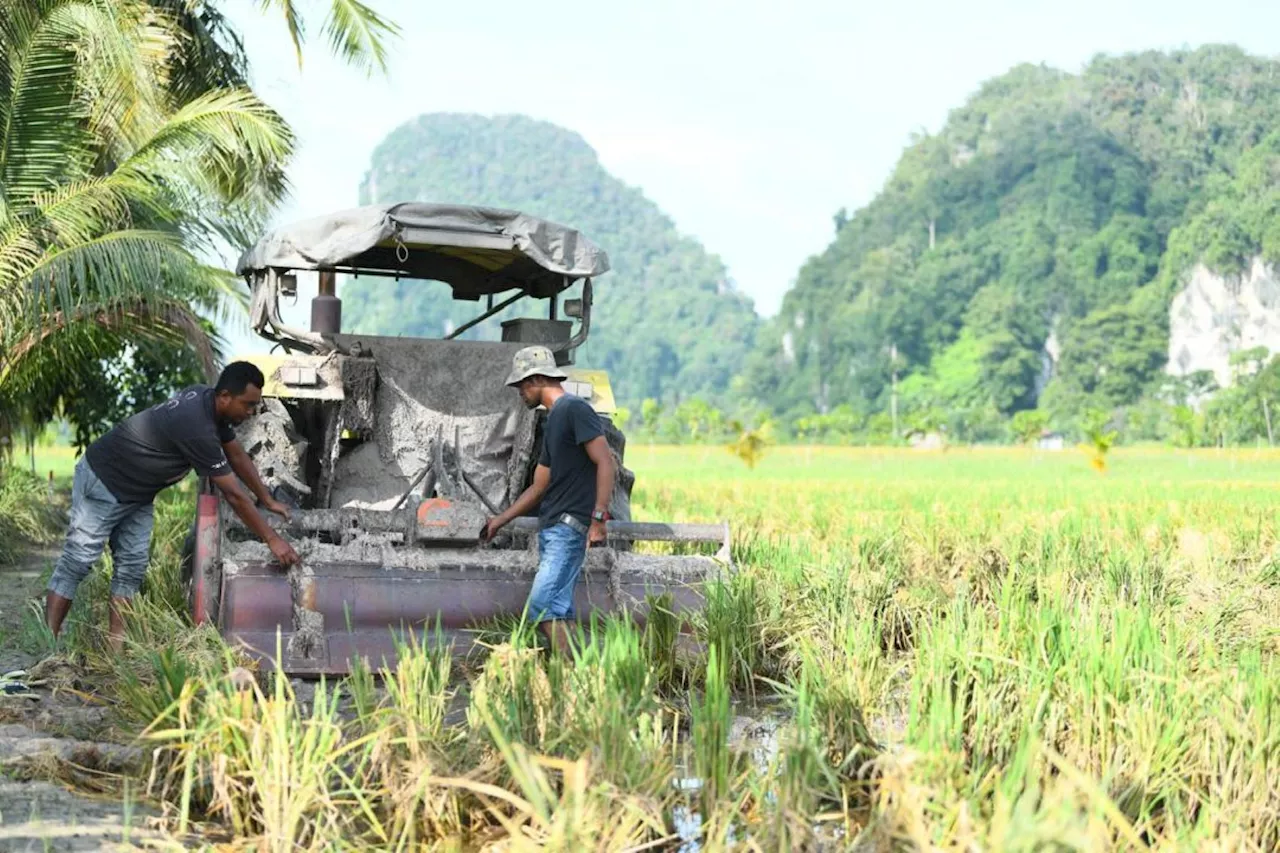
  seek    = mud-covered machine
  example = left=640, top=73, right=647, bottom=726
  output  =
left=181, top=203, right=730, bottom=674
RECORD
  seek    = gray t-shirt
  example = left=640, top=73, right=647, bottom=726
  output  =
left=536, top=394, right=604, bottom=529
left=86, top=385, right=236, bottom=504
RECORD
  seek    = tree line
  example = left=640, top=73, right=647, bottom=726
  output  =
left=4, top=23, right=1279, bottom=454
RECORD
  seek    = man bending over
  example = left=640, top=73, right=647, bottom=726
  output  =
left=46, top=361, right=300, bottom=651
left=481, top=346, right=615, bottom=654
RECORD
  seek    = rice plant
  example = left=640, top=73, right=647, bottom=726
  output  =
left=0, top=465, right=61, bottom=565
left=30, top=446, right=1280, bottom=849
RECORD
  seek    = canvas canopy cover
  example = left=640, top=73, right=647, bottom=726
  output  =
left=236, top=202, right=611, bottom=300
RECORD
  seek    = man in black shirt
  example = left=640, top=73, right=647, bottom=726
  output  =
left=481, top=345, right=615, bottom=654
left=47, top=362, right=299, bottom=651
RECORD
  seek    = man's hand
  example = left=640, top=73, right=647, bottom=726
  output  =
left=588, top=519, right=607, bottom=547
left=262, top=497, right=293, bottom=521
left=481, top=517, right=505, bottom=544
left=268, top=535, right=300, bottom=568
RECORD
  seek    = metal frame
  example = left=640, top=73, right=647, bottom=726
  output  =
left=249, top=268, right=593, bottom=356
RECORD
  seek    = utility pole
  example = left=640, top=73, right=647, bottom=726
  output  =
left=1264, top=396, right=1274, bottom=446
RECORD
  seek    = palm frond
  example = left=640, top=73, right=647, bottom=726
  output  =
left=0, top=0, right=307, bottom=447
left=119, top=86, right=294, bottom=211
left=321, top=0, right=400, bottom=75
left=148, top=0, right=250, bottom=106
left=1, top=296, right=218, bottom=387
left=0, top=223, right=45, bottom=299
left=70, top=0, right=175, bottom=157
left=11, top=229, right=220, bottom=331
left=258, top=0, right=305, bottom=69
left=0, top=304, right=221, bottom=451
left=0, top=1, right=97, bottom=201
left=29, top=175, right=134, bottom=247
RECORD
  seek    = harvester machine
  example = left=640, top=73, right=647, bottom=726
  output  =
left=182, top=203, right=731, bottom=675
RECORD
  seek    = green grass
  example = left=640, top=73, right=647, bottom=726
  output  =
left=0, top=465, right=63, bottom=566
left=24, top=444, right=78, bottom=484
left=34, top=446, right=1280, bottom=850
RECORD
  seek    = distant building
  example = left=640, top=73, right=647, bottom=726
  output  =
left=907, top=430, right=946, bottom=451
left=1036, top=431, right=1065, bottom=451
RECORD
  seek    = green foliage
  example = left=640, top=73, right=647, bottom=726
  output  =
left=0, top=466, right=61, bottom=566
left=1202, top=352, right=1280, bottom=445
left=118, top=646, right=195, bottom=727
left=1010, top=410, right=1049, bottom=444
left=747, top=46, right=1280, bottom=434
left=692, top=644, right=734, bottom=809
left=341, top=114, right=760, bottom=408
left=727, top=419, right=772, bottom=469
left=34, top=340, right=209, bottom=453
left=251, top=0, right=401, bottom=74
left=640, top=399, right=663, bottom=434
left=1050, top=301, right=1169, bottom=412
left=1169, top=405, right=1200, bottom=448
left=0, top=0, right=294, bottom=448
left=793, top=405, right=863, bottom=444
left=611, top=406, right=631, bottom=433
left=698, top=575, right=766, bottom=692
left=1080, top=408, right=1119, bottom=471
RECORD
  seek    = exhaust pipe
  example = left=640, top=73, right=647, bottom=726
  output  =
left=311, top=270, right=342, bottom=334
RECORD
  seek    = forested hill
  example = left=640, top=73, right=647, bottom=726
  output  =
left=745, top=45, right=1280, bottom=439
left=341, top=113, right=760, bottom=407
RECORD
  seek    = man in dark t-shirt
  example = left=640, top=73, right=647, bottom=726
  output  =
left=46, top=362, right=299, bottom=652
left=481, top=345, right=616, bottom=654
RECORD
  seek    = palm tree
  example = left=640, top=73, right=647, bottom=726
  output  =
left=0, top=0, right=295, bottom=449
left=152, top=0, right=402, bottom=90
left=251, top=0, right=401, bottom=74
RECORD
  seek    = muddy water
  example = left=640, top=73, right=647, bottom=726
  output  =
left=667, top=693, right=910, bottom=852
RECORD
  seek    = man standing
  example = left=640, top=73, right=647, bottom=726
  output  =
left=482, top=346, right=615, bottom=654
left=46, top=361, right=300, bottom=651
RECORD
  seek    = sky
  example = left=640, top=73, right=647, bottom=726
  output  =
left=219, top=0, right=1280, bottom=351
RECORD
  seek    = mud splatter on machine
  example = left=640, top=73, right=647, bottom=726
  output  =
left=182, top=203, right=730, bottom=675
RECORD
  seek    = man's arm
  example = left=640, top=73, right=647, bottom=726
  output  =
left=211, top=472, right=299, bottom=566
left=482, top=465, right=551, bottom=542
left=223, top=439, right=290, bottom=518
left=583, top=435, right=615, bottom=546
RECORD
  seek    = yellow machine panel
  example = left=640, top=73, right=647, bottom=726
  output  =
left=563, top=368, right=617, bottom=416
left=236, top=354, right=345, bottom=401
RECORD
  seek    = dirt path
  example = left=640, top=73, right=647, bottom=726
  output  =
left=0, top=548, right=161, bottom=851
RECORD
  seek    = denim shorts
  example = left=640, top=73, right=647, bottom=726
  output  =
left=47, top=458, right=155, bottom=600
left=526, top=520, right=588, bottom=623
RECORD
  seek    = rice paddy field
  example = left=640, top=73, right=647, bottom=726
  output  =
left=11, top=445, right=1280, bottom=850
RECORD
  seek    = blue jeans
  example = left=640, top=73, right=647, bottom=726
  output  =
left=47, top=459, right=155, bottom=600
left=526, top=521, right=588, bottom=623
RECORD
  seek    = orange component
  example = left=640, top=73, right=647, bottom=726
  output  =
left=416, top=498, right=454, bottom=528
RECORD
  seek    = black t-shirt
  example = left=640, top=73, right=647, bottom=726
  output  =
left=86, top=385, right=236, bottom=504
left=537, top=394, right=604, bottom=529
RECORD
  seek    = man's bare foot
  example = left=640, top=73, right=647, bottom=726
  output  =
left=45, top=592, right=73, bottom=638
left=108, top=595, right=133, bottom=654
left=539, top=620, right=576, bottom=657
